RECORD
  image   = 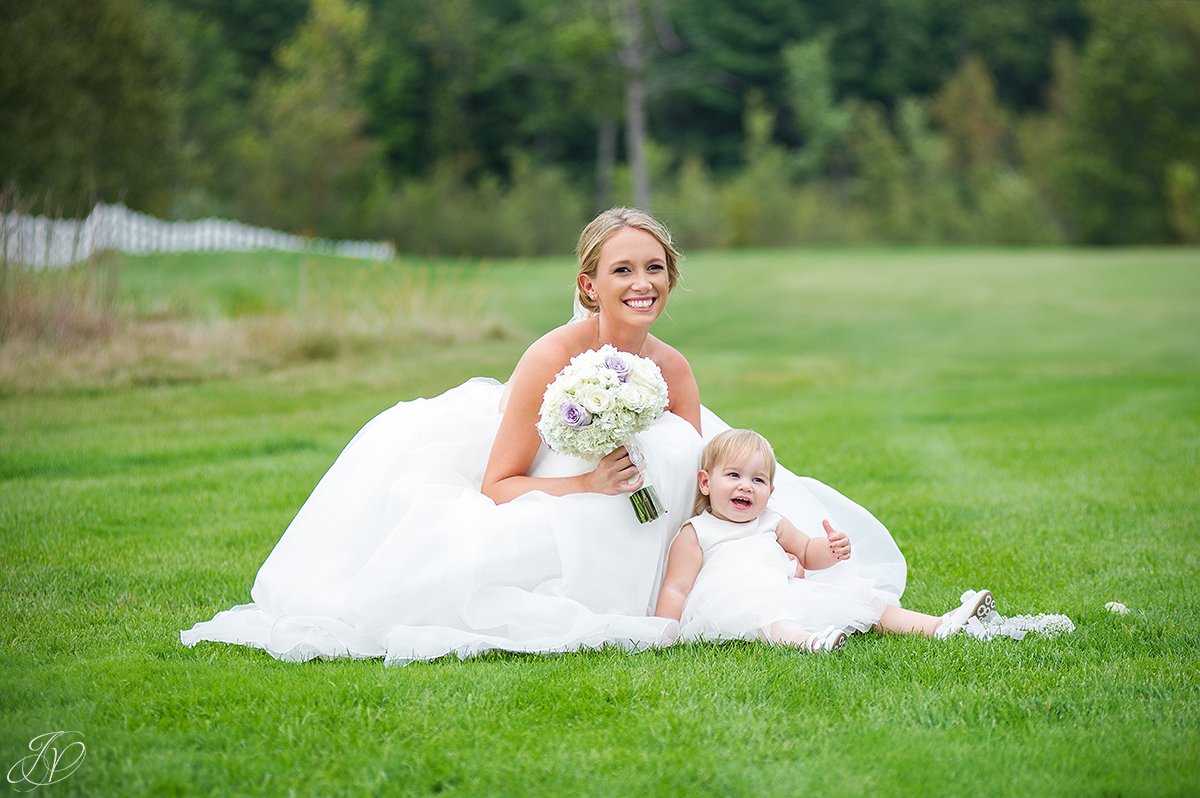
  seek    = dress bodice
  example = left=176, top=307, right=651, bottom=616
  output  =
left=688, top=509, right=782, bottom=553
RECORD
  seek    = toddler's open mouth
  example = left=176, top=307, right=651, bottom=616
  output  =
left=731, top=497, right=752, bottom=510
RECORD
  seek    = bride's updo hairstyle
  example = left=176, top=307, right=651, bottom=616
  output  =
left=694, top=429, right=777, bottom=516
left=575, top=207, right=681, bottom=317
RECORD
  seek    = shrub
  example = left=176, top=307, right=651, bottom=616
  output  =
left=377, top=160, right=587, bottom=257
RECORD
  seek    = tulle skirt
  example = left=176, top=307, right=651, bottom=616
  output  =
left=678, top=533, right=897, bottom=642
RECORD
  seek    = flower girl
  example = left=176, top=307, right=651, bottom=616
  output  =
left=655, top=429, right=996, bottom=652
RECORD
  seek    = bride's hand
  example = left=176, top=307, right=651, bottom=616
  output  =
left=585, top=446, right=644, bottom=494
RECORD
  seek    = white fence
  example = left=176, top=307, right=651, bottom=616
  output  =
left=1, top=203, right=395, bottom=268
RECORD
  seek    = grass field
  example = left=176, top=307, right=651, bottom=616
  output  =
left=2, top=246, right=1198, bottom=796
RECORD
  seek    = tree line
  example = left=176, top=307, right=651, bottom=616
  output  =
left=2, top=0, right=1197, bottom=253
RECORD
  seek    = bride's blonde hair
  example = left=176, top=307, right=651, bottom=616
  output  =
left=694, top=429, right=777, bottom=516
left=575, top=207, right=681, bottom=317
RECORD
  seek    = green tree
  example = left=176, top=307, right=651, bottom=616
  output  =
left=947, top=0, right=1088, bottom=110
left=493, top=0, right=678, bottom=210
left=662, top=0, right=815, bottom=169
left=177, top=0, right=309, bottom=90
left=1058, top=0, right=1200, bottom=243
left=782, top=33, right=850, bottom=179
left=490, top=0, right=626, bottom=207
left=0, top=0, right=185, bottom=213
left=1017, top=38, right=1077, bottom=237
left=844, top=100, right=910, bottom=240
left=845, top=96, right=978, bottom=243
left=359, top=2, right=431, bottom=178
left=233, top=0, right=384, bottom=237
left=541, top=5, right=626, bottom=208
left=721, top=92, right=795, bottom=246
left=1166, top=162, right=1200, bottom=243
left=895, top=97, right=967, bottom=241
left=933, top=56, right=1007, bottom=178
left=818, top=0, right=1087, bottom=113
left=362, top=0, right=528, bottom=181
left=656, top=0, right=1086, bottom=174
left=170, top=10, right=248, bottom=217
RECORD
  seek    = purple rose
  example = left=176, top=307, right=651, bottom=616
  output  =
left=560, top=401, right=593, bottom=429
left=603, top=354, right=632, bottom=382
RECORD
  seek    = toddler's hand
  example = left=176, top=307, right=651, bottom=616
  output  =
left=822, top=519, right=851, bottom=561
left=785, top=552, right=805, bottom=579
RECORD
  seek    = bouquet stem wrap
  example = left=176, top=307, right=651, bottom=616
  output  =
left=626, top=440, right=666, bottom=524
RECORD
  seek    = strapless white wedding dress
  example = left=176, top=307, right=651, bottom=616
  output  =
left=180, top=376, right=909, bottom=664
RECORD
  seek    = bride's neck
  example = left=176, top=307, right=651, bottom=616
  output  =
left=592, top=314, right=650, bottom=355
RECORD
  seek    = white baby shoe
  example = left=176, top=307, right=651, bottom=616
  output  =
left=804, top=626, right=848, bottom=653
left=935, top=589, right=996, bottom=639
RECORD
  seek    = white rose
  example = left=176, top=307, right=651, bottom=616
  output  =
left=576, top=384, right=615, bottom=414
left=630, top=357, right=663, bottom=388
left=541, top=383, right=565, bottom=411
left=576, top=348, right=605, bottom=369
left=617, top=381, right=652, bottom=412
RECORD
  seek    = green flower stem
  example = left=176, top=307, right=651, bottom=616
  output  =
left=630, top=486, right=665, bottom=524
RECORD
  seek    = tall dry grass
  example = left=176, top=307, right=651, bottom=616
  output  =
left=1, top=253, right=122, bottom=345
left=0, top=262, right=514, bottom=392
left=1, top=194, right=514, bottom=392
left=1, top=185, right=123, bottom=345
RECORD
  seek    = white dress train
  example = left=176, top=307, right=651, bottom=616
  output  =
left=181, top=383, right=909, bottom=664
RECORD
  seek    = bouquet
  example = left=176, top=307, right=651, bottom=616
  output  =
left=536, top=344, right=669, bottom=523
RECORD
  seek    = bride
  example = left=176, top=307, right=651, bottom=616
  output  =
left=181, top=208, right=907, bottom=664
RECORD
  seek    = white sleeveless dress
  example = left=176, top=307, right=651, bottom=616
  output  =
left=181, top=370, right=909, bottom=664
left=678, top=509, right=899, bottom=642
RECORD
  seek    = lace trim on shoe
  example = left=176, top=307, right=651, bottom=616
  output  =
left=963, top=611, right=1075, bottom=641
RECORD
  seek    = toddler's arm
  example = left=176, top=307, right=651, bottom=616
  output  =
left=654, top=524, right=703, bottom=621
left=776, top=517, right=851, bottom=572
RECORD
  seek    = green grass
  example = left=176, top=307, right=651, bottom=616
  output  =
left=2, top=246, right=1198, bottom=796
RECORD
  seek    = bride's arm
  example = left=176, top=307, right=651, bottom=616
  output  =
left=481, top=337, right=642, bottom=504
left=656, top=344, right=702, bottom=435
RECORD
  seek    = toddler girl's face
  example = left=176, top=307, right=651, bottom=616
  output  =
left=700, top=451, right=774, bottom=523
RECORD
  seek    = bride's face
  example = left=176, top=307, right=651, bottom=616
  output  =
left=579, top=227, right=670, bottom=326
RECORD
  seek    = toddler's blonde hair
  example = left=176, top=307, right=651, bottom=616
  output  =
left=693, top=429, right=777, bottom=516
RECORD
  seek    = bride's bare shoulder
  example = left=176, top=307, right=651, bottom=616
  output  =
left=646, top=335, right=694, bottom=380
left=507, top=321, right=594, bottom=386
left=646, top=336, right=700, bottom=429
left=522, top=322, right=590, bottom=366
